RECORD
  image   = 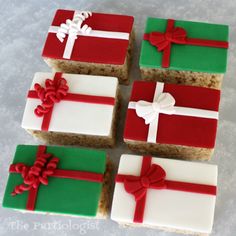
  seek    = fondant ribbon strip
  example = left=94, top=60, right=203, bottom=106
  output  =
left=9, top=145, right=104, bottom=211
left=128, top=82, right=219, bottom=143
left=116, top=156, right=216, bottom=223
left=143, top=19, right=229, bottom=68
left=27, top=72, right=115, bottom=131
left=48, top=11, right=130, bottom=59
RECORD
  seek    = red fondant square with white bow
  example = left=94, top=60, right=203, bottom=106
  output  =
left=42, top=9, right=134, bottom=64
left=124, top=81, right=220, bottom=148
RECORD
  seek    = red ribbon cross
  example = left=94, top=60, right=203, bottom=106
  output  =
left=9, top=145, right=104, bottom=211
left=27, top=72, right=116, bottom=131
left=143, top=19, right=229, bottom=68
left=116, top=156, right=216, bottom=223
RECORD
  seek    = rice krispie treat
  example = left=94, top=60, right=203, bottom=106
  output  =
left=3, top=145, right=112, bottom=218
left=140, top=18, right=229, bottom=89
left=124, top=81, right=220, bottom=160
left=42, top=9, right=134, bottom=85
left=21, top=72, right=120, bottom=147
left=111, top=154, right=217, bottom=235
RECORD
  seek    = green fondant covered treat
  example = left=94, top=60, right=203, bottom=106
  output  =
left=140, top=17, right=229, bottom=89
left=3, top=145, right=112, bottom=218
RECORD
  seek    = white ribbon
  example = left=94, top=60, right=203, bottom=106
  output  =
left=128, top=82, right=219, bottom=143
left=48, top=11, right=130, bottom=59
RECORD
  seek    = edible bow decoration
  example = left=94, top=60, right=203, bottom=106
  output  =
left=34, top=76, right=69, bottom=117
left=9, top=145, right=104, bottom=211
left=11, top=151, right=59, bottom=196
left=148, top=27, right=187, bottom=52
left=136, top=93, right=176, bottom=124
left=116, top=156, right=217, bottom=223
left=143, top=19, right=229, bottom=68
left=124, top=164, right=166, bottom=201
left=56, top=11, right=92, bottom=43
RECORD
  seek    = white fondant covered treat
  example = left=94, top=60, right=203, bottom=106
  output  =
left=21, top=72, right=120, bottom=147
left=111, top=154, right=217, bottom=235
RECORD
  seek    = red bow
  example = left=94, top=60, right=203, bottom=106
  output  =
left=149, top=27, right=187, bottom=52
left=143, top=19, right=229, bottom=68
left=124, top=164, right=166, bottom=201
left=34, top=76, right=69, bottom=117
left=11, top=151, right=59, bottom=196
left=116, top=156, right=217, bottom=223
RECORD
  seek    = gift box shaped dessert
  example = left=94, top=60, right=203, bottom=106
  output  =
left=3, top=145, right=112, bottom=218
left=111, top=154, right=217, bottom=235
left=21, top=72, right=119, bottom=147
left=124, top=81, right=220, bottom=160
left=42, top=9, right=134, bottom=85
left=139, top=18, right=229, bottom=89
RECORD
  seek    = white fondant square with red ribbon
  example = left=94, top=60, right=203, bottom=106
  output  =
left=21, top=72, right=118, bottom=136
left=111, top=154, right=217, bottom=234
left=124, top=81, right=220, bottom=149
left=42, top=9, right=134, bottom=64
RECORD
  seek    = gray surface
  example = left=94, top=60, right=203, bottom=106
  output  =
left=0, top=0, right=235, bottom=235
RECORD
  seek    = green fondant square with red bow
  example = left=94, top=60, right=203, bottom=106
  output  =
left=140, top=17, right=228, bottom=73
left=3, top=145, right=106, bottom=217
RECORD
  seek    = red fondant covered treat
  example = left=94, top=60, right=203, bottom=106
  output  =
left=42, top=9, right=134, bottom=85
left=124, top=81, right=220, bottom=160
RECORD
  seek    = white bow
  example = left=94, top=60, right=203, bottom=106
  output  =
left=56, top=11, right=92, bottom=43
left=135, top=93, right=176, bottom=124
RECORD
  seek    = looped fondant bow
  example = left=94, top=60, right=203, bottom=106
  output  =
left=34, top=77, right=69, bottom=117
left=135, top=93, right=176, bottom=124
left=123, top=164, right=166, bottom=201
left=149, top=26, right=187, bottom=51
left=56, top=11, right=92, bottom=42
left=11, top=153, right=59, bottom=196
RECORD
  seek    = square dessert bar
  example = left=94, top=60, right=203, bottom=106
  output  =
left=3, top=145, right=112, bottom=218
left=111, top=154, right=217, bottom=235
left=140, top=17, right=229, bottom=89
left=21, top=72, right=120, bottom=147
left=42, top=9, right=134, bottom=85
left=124, top=81, right=220, bottom=160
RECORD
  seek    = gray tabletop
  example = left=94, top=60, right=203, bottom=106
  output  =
left=0, top=0, right=236, bottom=235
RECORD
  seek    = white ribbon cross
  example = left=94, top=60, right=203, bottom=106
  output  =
left=128, top=82, right=219, bottom=143
left=48, top=11, right=130, bottom=59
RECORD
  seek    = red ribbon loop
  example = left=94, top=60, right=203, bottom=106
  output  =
left=124, top=164, right=166, bottom=201
left=9, top=145, right=104, bottom=211
left=149, top=27, right=187, bottom=52
left=11, top=150, right=59, bottom=196
left=34, top=75, right=69, bottom=117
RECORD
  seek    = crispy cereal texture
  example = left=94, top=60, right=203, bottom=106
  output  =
left=97, top=159, right=113, bottom=218
left=140, top=67, right=223, bottom=89
left=125, top=140, right=213, bottom=161
left=44, top=31, right=135, bottom=85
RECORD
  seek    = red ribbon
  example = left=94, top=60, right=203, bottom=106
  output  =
left=27, top=72, right=116, bottom=131
left=143, top=19, right=229, bottom=68
left=9, top=145, right=103, bottom=211
left=116, top=156, right=216, bottom=223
